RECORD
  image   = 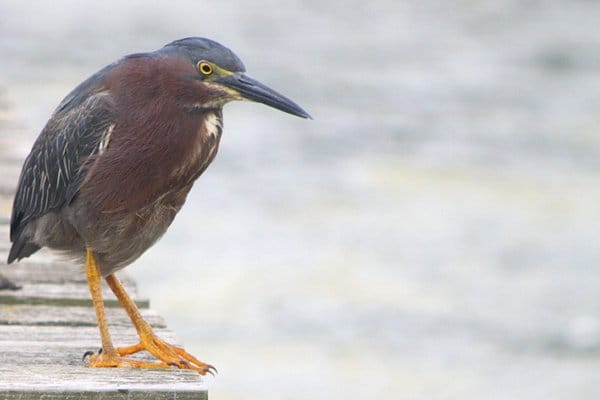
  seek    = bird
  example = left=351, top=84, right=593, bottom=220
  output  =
left=7, top=37, right=310, bottom=374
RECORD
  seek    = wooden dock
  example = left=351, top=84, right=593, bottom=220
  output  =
left=0, top=96, right=207, bottom=398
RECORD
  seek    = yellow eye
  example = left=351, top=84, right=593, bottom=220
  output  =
left=198, top=61, right=214, bottom=76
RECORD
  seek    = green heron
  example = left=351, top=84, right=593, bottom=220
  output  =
left=7, top=37, right=309, bottom=374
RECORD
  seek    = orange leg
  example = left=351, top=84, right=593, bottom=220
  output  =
left=85, top=248, right=169, bottom=369
left=104, top=272, right=215, bottom=375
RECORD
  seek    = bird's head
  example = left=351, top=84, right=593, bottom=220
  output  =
left=159, top=37, right=310, bottom=119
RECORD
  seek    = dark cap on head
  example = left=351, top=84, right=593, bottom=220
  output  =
left=163, top=37, right=246, bottom=73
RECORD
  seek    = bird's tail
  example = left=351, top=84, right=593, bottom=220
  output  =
left=7, top=238, right=40, bottom=264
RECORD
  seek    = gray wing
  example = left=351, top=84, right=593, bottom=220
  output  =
left=8, top=84, right=115, bottom=263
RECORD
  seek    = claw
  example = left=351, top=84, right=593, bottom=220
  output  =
left=82, top=350, right=95, bottom=361
left=206, top=365, right=218, bottom=376
left=115, top=336, right=214, bottom=375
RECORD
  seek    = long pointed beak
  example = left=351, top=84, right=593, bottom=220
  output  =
left=218, top=73, right=311, bottom=119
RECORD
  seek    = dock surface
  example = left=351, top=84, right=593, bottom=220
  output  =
left=0, top=96, right=207, bottom=398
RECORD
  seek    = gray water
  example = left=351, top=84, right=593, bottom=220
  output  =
left=1, top=1, right=600, bottom=398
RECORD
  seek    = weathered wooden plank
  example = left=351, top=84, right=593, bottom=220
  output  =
left=0, top=340, right=176, bottom=368
left=0, top=342, right=195, bottom=367
left=0, top=282, right=148, bottom=308
left=0, top=272, right=20, bottom=290
left=0, top=325, right=182, bottom=366
left=0, top=260, right=136, bottom=286
left=0, top=304, right=165, bottom=328
left=0, top=342, right=184, bottom=366
left=0, top=366, right=207, bottom=399
left=0, top=260, right=148, bottom=308
left=1, top=391, right=205, bottom=400
left=0, top=324, right=177, bottom=343
left=0, top=328, right=177, bottom=346
left=0, top=326, right=180, bottom=365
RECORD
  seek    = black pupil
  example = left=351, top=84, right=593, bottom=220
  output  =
left=202, top=64, right=211, bottom=74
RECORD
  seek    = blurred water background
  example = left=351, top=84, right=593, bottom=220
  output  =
left=1, top=0, right=600, bottom=398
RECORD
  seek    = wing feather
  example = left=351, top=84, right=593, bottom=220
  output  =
left=8, top=87, right=115, bottom=262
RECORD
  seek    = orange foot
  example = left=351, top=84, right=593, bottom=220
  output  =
left=116, top=333, right=216, bottom=375
left=85, top=348, right=171, bottom=369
